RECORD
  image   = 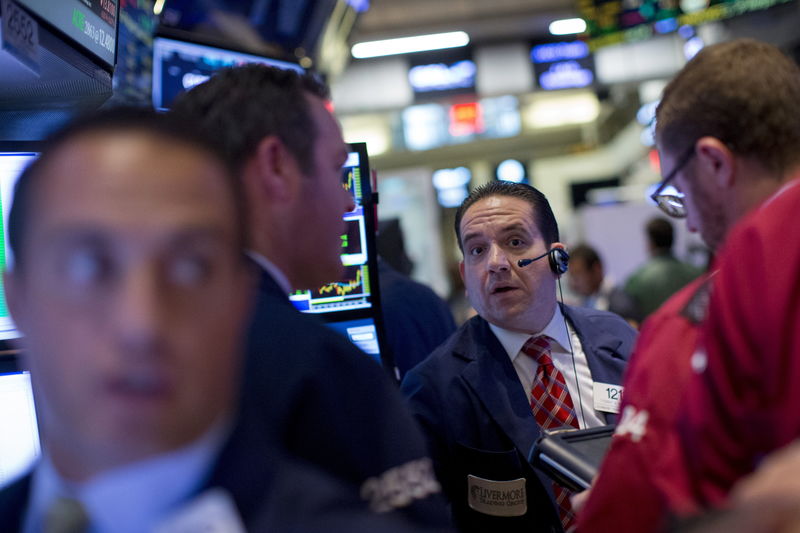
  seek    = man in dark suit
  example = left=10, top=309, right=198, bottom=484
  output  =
left=0, top=108, right=449, bottom=533
left=402, top=181, right=636, bottom=533
left=171, top=65, right=446, bottom=522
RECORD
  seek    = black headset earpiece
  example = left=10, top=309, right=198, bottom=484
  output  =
left=548, top=248, right=569, bottom=275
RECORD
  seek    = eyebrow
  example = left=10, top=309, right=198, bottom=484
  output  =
left=41, top=224, right=233, bottom=249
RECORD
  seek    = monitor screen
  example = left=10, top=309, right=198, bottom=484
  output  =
left=152, top=36, right=304, bottom=111
left=290, top=149, right=373, bottom=314
left=0, top=357, right=40, bottom=488
left=325, top=317, right=381, bottom=365
left=288, top=144, right=393, bottom=371
left=0, top=153, right=36, bottom=342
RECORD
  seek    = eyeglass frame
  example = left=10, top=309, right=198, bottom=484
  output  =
left=650, top=145, right=696, bottom=218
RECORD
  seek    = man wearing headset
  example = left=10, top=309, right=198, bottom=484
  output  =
left=401, top=181, right=636, bottom=533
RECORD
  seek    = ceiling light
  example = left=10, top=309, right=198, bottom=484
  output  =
left=351, top=31, right=470, bottom=59
left=548, top=18, right=587, bottom=36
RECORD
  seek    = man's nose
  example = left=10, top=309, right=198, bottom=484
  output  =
left=487, top=244, right=511, bottom=272
left=115, top=266, right=166, bottom=356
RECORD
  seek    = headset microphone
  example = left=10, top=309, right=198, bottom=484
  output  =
left=517, top=251, right=550, bottom=268
left=517, top=248, right=570, bottom=275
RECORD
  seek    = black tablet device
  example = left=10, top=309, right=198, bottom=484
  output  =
left=529, top=425, right=615, bottom=491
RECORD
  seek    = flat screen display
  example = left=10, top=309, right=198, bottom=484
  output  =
left=17, top=0, right=118, bottom=67
left=0, top=357, right=40, bottom=488
left=289, top=144, right=393, bottom=371
left=0, top=153, right=35, bottom=342
left=290, top=150, right=374, bottom=314
left=152, top=36, right=303, bottom=111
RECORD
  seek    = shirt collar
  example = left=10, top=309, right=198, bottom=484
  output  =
left=245, top=250, right=292, bottom=295
left=26, top=419, right=231, bottom=533
left=762, top=177, right=800, bottom=210
left=488, top=304, right=571, bottom=362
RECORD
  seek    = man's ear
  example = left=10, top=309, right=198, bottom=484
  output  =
left=695, top=137, right=736, bottom=190
left=249, top=136, right=302, bottom=203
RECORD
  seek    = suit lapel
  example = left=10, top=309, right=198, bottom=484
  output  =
left=561, top=304, right=628, bottom=424
left=457, top=319, right=542, bottom=461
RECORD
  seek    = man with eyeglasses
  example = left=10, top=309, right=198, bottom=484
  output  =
left=577, top=38, right=800, bottom=532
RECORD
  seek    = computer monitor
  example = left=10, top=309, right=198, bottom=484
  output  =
left=289, top=143, right=394, bottom=372
left=0, top=150, right=37, bottom=344
left=0, top=354, right=40, bottom=488
left=152, top=35, right=304, bottom=111
left=289, top=149, right=373, bottom=314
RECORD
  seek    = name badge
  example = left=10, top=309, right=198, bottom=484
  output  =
left=467, top=475, right=527, bottom=517
left=155, top=489, right=245, bottom=533
left=593, top=382, right=623, bottom=414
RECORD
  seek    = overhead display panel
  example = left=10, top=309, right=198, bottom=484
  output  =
left=531, top=41, right=595, bottom=91
left=16, top=0, right=118, bottom=67
left=580, top=0, right=794, bottom=50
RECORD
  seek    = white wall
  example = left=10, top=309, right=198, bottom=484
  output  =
left=376, top=167, right=450, bottom=297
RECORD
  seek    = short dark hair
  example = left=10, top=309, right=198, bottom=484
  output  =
left=569, top=243, right=602, bottom=269
left=454, top=181, right=559, bottom=252
left=8, top=107, right=247, bottom=271
left=646, top=217, right=674, bottom=251
left=170, top=64, right=329, bottom=176
left=656, top=39, right=800, bottom=176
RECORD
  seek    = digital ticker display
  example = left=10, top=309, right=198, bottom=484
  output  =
left=580, top=0, right=794, bottom=50
left=17, top=0, right=118, bottom=66
left=290, top=151, right=372, bottom=314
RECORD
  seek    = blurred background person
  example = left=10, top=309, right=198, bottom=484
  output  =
left=377, top=219, right=457, bottom=378
left=568, top=243, right=638, bottom=325
left=623, top=217, right=703, bottom=321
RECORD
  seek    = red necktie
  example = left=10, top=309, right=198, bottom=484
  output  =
left=523, top=335, right=578, bottom=531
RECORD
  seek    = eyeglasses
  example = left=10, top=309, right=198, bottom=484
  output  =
left=650, top=146, right=695, bottom=219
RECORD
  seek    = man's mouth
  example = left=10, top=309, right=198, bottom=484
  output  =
left=491, top=286, right=516, bottom=294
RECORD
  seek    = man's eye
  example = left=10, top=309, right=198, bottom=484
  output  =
left=469, top=247, right=484, bottom=256
left=65, top=249, right=110, bottom=285
left=509, top=238, right=524, bottom=247
left=169, top=256, right=211, bottom=286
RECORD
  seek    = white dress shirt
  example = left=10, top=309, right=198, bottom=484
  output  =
left=488, top=306, right=607, bottom=429
left=245, top=250, right=292, bottom=295
left=23, top=421, right=230, bottom=533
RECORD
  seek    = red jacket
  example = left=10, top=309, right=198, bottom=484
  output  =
left=670, top=179, right=800, bottom=510
left=577, top=274, right=712, bottom=532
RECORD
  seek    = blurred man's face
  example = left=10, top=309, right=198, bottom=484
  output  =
left=660, top=145, right=726, bottom=250
left=568, top=258, right=602, bottom=297
left=459, top=195, right=560, bottom=333
left=6, top=131, right=252, bottom=479
left=291, top=94, right=354, bottom=290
